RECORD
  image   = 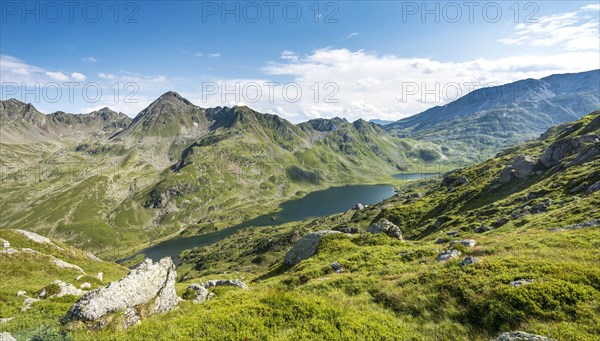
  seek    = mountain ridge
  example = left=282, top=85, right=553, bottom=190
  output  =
left=386, top=69, right=600, bottom=161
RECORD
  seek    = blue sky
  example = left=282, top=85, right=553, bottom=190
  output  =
left=1, top=1, right=599, bottom=122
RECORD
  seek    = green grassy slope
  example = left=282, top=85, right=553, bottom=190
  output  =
left=0, top=229, right=128, bottom=340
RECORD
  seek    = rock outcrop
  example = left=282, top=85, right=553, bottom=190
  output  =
left=457, top=175, right=469, bottom=185
left=63, top=258, right=178, bottom=329
left=14, top=229, right=61, bottom=249
left=509, top=279, right=534, bottom=287
left=0, top=238, right=17, bottom=255
left=40, top=280, right=83, bottom=298
left=283, top=230, right=341, bottom=265
left=367, top=219, right=403, bottom=240
left=450, top=239, right=476, bottom=248
left=437, top=249, right=461, bottom=261
left=498, top=155, right=537, bottom=183
left=186, top=279, right=249, bottom=304
left=491, top=331, right=553, bottom=341
left=0, top=332, right=16, bottom=341
left=460, top=256, right=478, bottom=267
left=330, top=262, right=344, bottom=273
left=551, top=219, right=600, bottom=231
left=475, top=224, right=492, bottom=233
left=540, top=138, right=581, bottom=168
left=21, top=297, right=39, bottom=312
left=586, top=181, right=600, bottom=194
left=52, top=257, right=84, bottom=272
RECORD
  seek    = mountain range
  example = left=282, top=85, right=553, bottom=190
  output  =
left=0, top=92, right=443, bottom=256
left=386, top=69, right=600, bottom=161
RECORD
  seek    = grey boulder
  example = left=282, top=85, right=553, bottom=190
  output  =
left=498, top=155, right=537, bottom=183
left=284, top=230, right=341, bottom=265
left=367, top=219, right=403, bottom=240
left=475, top=224, right=492, bottom=233
left=541, top=138, right=581, bottom=168
left=450, top=239, right=476, bottom=248
left=0, top=332, right=16, bottom=341
left=437, top=249, right=461, bottom=261
left=491, top=331, right=553, bottom=340
left=186, top=279, right=248, bottom=304
left=63, top=257, right=178, bottom=329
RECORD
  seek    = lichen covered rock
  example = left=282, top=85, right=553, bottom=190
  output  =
left=284, top=230, right=341, bottom=265
left=367, top=219, right=403, bottom=240
left=63, top=257, right=178, bottom=329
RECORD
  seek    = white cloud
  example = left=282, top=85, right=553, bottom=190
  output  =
left=499, top=4, right=600, bottom=51
left=98, top=73, right=115, bottom=79
left=252, top=48, right=599, bottom=122
left=82, top=57, right=98, bottom=62
left=194, top=52, right=204, bottom=57
left=208, top=53, right=221, bottom=58
left=581, top=4, right=600, bottom=11
left=45, top=71, right=70, bottom=82
left=181, top=47, right=598, bottom=122
left=71, top=72, right=87, bottom=81
left=1, top=54, right=171, bottom=117
left=281, top=50, right=298, bottom=63
left=344, top=32, right=359, bottom=40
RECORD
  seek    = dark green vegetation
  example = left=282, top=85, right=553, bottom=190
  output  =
left=386, top=70, right=600, bottom=162
left=2, top=112, right=596, bottom=340
left=0, top=93, right=446, bottom=257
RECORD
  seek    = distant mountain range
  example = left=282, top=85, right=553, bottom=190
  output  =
left=368, top=119, right=395, bottom=126
left=386, top=69, right=600, bottom=161
left=0, top=93, right=442, bottom=254
left=0, top=99, right=131, bottom=143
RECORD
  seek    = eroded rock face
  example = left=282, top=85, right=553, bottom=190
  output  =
left=367, top=219, right=403, bottom=240
left=541, top=138, right=581, bottom=168
left=499, top=155, right=537, bottom=183
left=491, top=331, right=553, bottom=341
left=283, top=230, right=341, bottom=265
left=63, top=258, right=178, bottom=329
left=186, top=279, right=249, bottom=304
